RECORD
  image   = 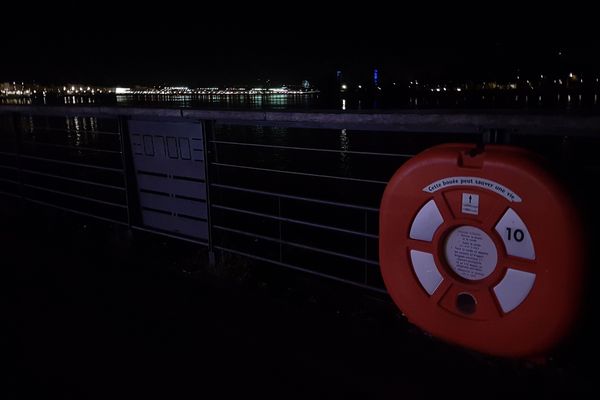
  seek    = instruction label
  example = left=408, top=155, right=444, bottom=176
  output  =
left=423, top=176, right=522, bottom=203
left=444, top=226, right=498, bottom=281
left=461, top=193, right=479, bottom=215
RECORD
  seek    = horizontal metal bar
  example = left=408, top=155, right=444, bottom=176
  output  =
left=0, top=188, right=20, bottom=198
left=214, top=224, right=378, bottom=265
left=24, top=198, right=128, bottom=226
left=0, top=150, right=17, bottom=157
left=214, top=246, right=387, bottom=294
left=23, top=183, right=127, bottom=208
left=22, top=169, right=126, bottom=190
left=4, top=105, right=600, bottom=136
left=1, top=105, right=183, bottom=118
left=131, top=225, right=209, bottom=246
left=22, top=140, right=122, bottom=154
left=211, top=117, right=476, bottom=133
left=212, top=162, right=389, bottom=185
left=20, top=154, right=124, bottom=172
left=209, top=140, right=413, bottom=158
left=212, top=204, right=378, bottom=239
left=0, top=177, right=19, bottom=185
left=210, top=183, right=380, bottom=212
left=0, top=164, right=18, bottom=171
left=189, top=109, right=600, bottom=135
left=216, top=113, right=600, bottom=135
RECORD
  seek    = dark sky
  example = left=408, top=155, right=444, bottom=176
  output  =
left=3, top=3, right=599, bottom=87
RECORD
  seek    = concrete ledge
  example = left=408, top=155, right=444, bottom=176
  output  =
left=1, top=104, right=600, bottom=136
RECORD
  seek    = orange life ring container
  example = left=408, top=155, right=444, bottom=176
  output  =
left=379, top=143, right=584, bottom=358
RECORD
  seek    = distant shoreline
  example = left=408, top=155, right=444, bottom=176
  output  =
left=0, top=91, right=321, bottom=99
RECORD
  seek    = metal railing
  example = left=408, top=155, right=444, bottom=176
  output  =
left=0, top=111, right=129, bottom=224
left=2, top=104, right=600, bottom=292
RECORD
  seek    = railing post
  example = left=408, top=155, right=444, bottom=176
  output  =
left=481, top=128, right=492, bottom=145
left=117, top=115, right=135, bottom=228
left=203, top=119, right=216, bottom=267
left=482, top=128, right=511, bottom=145
left=278, top=196, right=283, bottom=263
left=364, top=209, right=369, bottom=286
left=11, top=112, right=24, bottom=201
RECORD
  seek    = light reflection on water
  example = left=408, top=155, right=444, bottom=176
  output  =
left=3, top=91, right=600, bottom=111
left=339, top=128, right=350, bottom=176
left=0, top=97, right=33, bottom=105
left=114, top=93, right=312, bottom=110
left=61, top=96, right=96, bottom=105
left=18, top=114, right=103, bottom=165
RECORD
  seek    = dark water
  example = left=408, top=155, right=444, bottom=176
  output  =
left=0, top=94, right=321, bottom=110
left=2, top=90, right=600, bottom=111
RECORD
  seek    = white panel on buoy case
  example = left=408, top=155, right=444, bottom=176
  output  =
left=444, top=225, right=498, bottom=281
left=493, top=268, right=536, bottom=313
left=128, top=120, right=208, bottom=241
left=410, top=199, right=444, bottom=242
left=410, top=250, right=444, bottom=295
left=495, top=208, right=535, bottom=260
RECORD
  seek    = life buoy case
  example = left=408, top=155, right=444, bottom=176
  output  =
left=379, top=144, right=584, bottom=358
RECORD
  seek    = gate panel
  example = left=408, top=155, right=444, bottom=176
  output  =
left=128, top=120, right=208, bottom=241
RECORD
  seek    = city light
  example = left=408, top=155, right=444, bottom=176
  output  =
left=3, top=67, right=600, bottom=106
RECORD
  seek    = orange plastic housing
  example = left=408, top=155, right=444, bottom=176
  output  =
left=379, top=144, right=584, bottom=358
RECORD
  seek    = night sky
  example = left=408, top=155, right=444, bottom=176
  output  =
left=3, top=3, right=599, bottom=87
